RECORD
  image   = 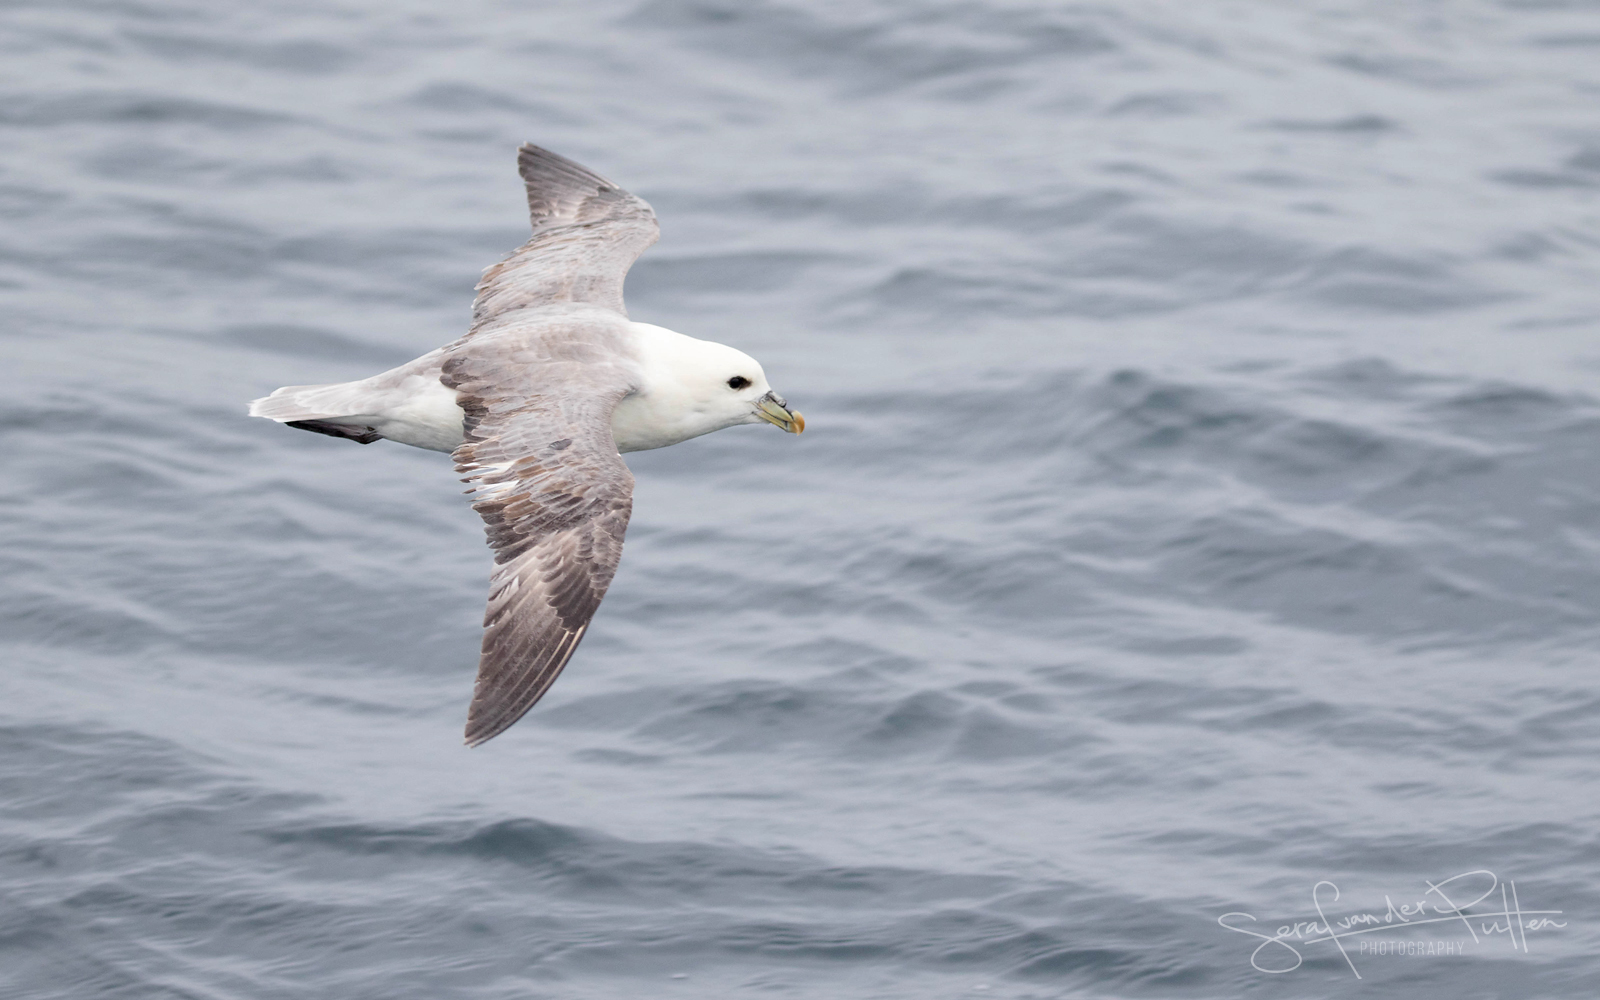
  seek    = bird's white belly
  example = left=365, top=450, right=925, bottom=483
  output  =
left=368, top=376, right=467, bottom=453
left=367, top=376, right=678, bottom=454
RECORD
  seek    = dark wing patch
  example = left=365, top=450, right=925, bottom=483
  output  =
left=470, top=144, right=660, bottom=329
left=444, top=347, right=637, bottom=747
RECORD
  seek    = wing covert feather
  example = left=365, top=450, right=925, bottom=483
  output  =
left=443, top=337, right=638, bottom=746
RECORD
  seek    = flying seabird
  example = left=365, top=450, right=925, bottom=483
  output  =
left=249, top=144, right=804, bottom=746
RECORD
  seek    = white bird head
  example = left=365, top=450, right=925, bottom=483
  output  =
left=612, top=323, right=804, bottom=452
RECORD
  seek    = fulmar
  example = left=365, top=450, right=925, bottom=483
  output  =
left=249, top=144, right=804, bottom=746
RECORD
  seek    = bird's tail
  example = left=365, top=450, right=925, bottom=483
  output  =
left=249, top=379, right=385, bottom=421
left=248, top=380, right=385, bottom=444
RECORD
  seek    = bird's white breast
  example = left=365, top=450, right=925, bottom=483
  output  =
left=611, top=392, right=689, bottom=453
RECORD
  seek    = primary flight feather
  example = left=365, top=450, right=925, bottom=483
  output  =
left=249, top=144, right=804, bottom=746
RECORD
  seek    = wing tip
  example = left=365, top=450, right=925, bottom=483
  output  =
left=463, top=705, right=505, bottom=747
left=515, top=141, right=618, bottom=193
left=458, top=623, right=593, bottom=748
left=459, top=691, right=542, bottom=748
left=461, top=709, right=523, bottom=748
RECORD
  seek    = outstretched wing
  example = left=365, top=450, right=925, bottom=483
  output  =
left=442, top=335, right=638, bottom=746
left=471, top=144, right=660, bottom=329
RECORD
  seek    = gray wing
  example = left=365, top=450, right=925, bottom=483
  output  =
left=471, top=144, right=660, bottom=329
left=443, top=339, right=638, bottom=746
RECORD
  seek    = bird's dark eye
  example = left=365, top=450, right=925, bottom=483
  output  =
left=727, top=376, right=751, bottom=390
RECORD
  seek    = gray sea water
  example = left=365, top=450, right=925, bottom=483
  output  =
left=4, top=1, right=1600, bottom=996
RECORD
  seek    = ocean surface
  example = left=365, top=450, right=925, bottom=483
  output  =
left=4, top=1, right=1600, bottom=996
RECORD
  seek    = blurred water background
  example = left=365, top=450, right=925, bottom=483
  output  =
left=4, top=1, right=1600, bottom=996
